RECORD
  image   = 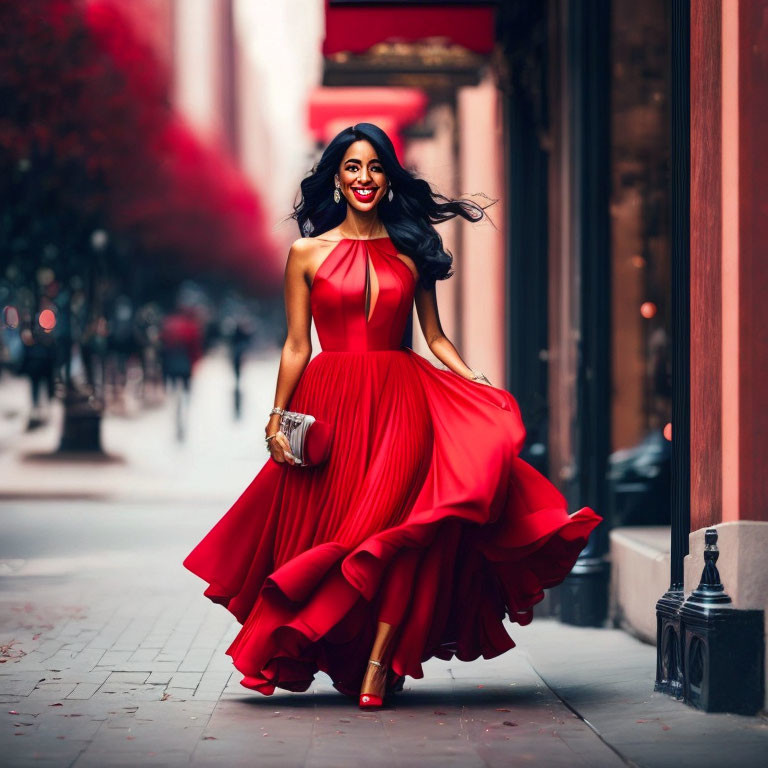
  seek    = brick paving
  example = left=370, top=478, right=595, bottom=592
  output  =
left=1, top=351, right=767, bottom=766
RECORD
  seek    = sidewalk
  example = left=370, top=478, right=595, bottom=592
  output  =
left=1, top=352, right=767, bottom=766
left=2, top=506, right=766, bottom=768
left=516, top=622, right=768, bottom=767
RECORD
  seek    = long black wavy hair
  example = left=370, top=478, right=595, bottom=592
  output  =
left=291, top=123, right=493, bottom=290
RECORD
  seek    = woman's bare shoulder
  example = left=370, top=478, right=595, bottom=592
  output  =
left=288, top=237, right=319, bottom=256
left=287, top=236, right=340, bottom=289
left=287, top=237, right=326, bottom=269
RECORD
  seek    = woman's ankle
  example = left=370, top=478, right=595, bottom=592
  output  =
left=360, top=658, right=387, bottom=694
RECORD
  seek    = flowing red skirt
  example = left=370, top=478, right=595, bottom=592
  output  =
left=183, top=347, right=602, bottom=696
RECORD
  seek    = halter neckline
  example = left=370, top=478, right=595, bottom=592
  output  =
left=337, top=236, right=390, bottom=242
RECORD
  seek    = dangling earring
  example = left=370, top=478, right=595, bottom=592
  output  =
left=387, top=186, right=394, bottom=202
left=333, top=179, right=341, bottom=204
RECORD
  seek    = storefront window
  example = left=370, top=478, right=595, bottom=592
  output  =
left=608, top=0, right=672, bottom=524
left=610, top=0, right=672, bottom=449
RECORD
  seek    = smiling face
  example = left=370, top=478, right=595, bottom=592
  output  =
left=335, top=140, right=388, bottom=212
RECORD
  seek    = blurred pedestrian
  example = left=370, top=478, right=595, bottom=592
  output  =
left=160, top=305, right=203, bottom=441
left=81, top=315, right=108, bottom=400
left=19, top=321, right=57, bottom=429
left=105, top=295, right=137, bottom=412
left=134, top=303, right=164, bottom=406
left=230, top=317, right=254, bottom=419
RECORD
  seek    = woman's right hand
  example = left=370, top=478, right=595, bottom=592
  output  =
left=266, top=415, right=297, bottom=465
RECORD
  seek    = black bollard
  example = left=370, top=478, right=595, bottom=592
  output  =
left=678, top=528, right=764, bottom=715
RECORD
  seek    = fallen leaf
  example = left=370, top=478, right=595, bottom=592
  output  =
left=503, top=721, right=518, bottom=727
left=202, top=736, right=217, bottom=741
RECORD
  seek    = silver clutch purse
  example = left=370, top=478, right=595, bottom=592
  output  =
left=279, top=410, right=316, bottom=466
left=278, top=409, right=333, bottom=467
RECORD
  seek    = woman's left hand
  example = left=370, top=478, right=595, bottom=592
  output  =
left=468, top=370, right=492, bottom=386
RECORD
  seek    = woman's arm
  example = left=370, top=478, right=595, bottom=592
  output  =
left=414, top=282, right=491, bottom=385
left=265, top=239, right=315, bottom=464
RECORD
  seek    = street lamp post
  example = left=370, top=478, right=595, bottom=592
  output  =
left=559, top=0, right=612, bottom=628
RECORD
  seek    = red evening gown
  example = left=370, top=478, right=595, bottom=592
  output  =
left=183, top=236, right=602, bottom=697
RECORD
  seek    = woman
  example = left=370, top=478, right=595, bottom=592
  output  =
left=183, top=123, right=602, bottom=709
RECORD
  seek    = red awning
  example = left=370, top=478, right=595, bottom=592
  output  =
left=323, top=1, right=495, bottom=56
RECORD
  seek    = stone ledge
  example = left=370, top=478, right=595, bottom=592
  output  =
left=609, top=526, right=671, bottom=644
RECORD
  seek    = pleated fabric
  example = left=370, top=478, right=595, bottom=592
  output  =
left=183, top=237, right=603, bottom=697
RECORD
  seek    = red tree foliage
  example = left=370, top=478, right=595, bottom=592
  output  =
left=0, top=0, right=280, bottom=294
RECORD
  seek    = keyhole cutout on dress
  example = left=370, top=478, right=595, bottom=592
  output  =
left=364, top=253, right=379, bottom=324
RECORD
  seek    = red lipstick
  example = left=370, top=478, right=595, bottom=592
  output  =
left=351, top=186, right=377, bottom=203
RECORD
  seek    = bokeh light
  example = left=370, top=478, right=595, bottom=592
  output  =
left=3, top=305, right=19, bottom=328
left=38, top=308, right=57, bottom=331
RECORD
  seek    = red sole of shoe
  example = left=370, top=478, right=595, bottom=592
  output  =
left=359, top=694, right=383, bottom=708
